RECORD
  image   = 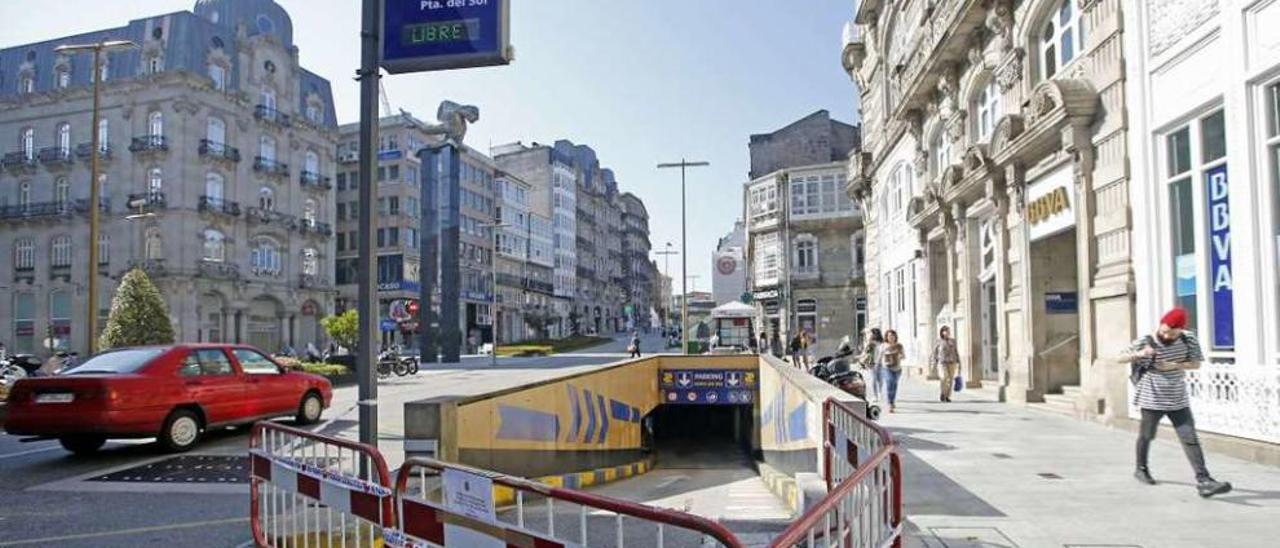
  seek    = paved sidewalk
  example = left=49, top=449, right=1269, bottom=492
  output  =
left=879, top=376, right=1280, bottom=548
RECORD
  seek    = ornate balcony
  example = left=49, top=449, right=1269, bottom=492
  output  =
left=75, top=143, right=112, bottom=161
left=299, top=273, right=331, bottom=290
left=2, top=151, right=37, bottom=172
left=37, top=147, right=74, bottom=168
left=129, top=135, right=168, bottom=154
left=0, top=199, right=107, bottom=221
left=253, top=157, right=290, bottom=178
left=254, top=105, right=292, bottom=128
left=299, top=171, right=333, bottom=191
left=198, top=139, right=241, bottom=163
left=197, top=260, right=241, bottom=281
left=127, top=192, right=167, bottom=211
left=199, top=196, right=241, bottom=217
left=246, top=206, right=300, bottom=229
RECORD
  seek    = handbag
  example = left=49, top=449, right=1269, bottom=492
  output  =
left=953, top=374, right=964, bottom=393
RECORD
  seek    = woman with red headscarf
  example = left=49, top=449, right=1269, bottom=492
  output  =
left=1120, top=307, right=1231, bottom=498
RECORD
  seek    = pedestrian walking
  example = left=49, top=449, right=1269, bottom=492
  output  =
left=801, top=331, right=814, bottom=369
left=770, top=331, right=783, bottom=358
left=788, top=333, right=803, bottom=367
left=1120, top=307, right=1231, bottom=497
left=628, top=332, right=642, bottom=358
left=931, top=325, right=960, bottom=402
left=858, top=328, right=884, bottom=400
left=878, top=330, right=905, bottom=413
left=758, top=332, right=768, bottom=354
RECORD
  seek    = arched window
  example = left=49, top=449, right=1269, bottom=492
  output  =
left=14, top=239, right=35, bottom=270
left=145, top=227, right=164, bottom=260
left=149, top=111, right=164, bottom=138
left=1040, top=0, right=1086, bottom=80
left=147, top=55, right=163, bottom=74
left=206, top=173, right=224, bottom=201
left=20, top=128, right=34, bottom=160
left=250, top=238, right=282, bottom=275
left=260, top=89, right=276, bottom=112
left=258, top=186, right=275, bottom=211
left=306, top=103, right=322, bottom=124
left=50, top=235, right=72, bottom=267
left=793, top=235, right=818, bottom=275
left=974, top=78, right=1002, bottom=142
left=18, top=74, right=33, bottom=94
left=260, top=136, right=276, bottom=161
left=203, top=229, right=225, bottom=262
left=97, top=174, right=108, bottom=202
left=301, top=248, right=318, bottom=276
left=303, top=198, right=317, bottom=227
left=304, top=150, right=319, bottom=175
left=97, top=118, right=109, bottom=152
left=149, top=167, right=163, bottom=193
left=56, top=122, right=71, bottom=154
left=206, top=117, right=226, bottom=146
left=18, top=182, right=31, bottom=210
left=208, top=63, right=226, bottom=91
left=55, top=66, right=70, bottom=89
left=55, top=177, right=70, bottom=211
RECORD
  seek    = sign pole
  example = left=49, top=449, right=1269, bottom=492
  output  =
left=356, top=0, right=382, bottom=452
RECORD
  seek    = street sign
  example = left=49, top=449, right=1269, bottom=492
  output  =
left=659, top=369, right=757, bottom=406
left=380, top=0, right=513, bottom=74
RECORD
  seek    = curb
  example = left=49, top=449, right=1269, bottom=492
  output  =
left=756, top=461, right=801, bottom=514
left=494, top=457, right=653, bottom=506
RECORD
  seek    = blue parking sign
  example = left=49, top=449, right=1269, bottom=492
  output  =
left=381, top=0, right=512, bottom=74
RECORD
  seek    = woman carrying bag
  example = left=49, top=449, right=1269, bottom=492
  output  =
left=878, top=330, right=904, bottom=413
left=931, top=325, right=960, bottom=402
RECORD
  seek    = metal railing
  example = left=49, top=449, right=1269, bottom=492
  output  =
left=199, top=139, right=242, bottom=162
left=199, top=196, right=242, bottom=216
left=255, top=105, right=292, bottom=127
left=254, top=157, right=291, bottom=177
left=300, top=170, right=333, bottom=190
left=250, top=422, right=396, bottom=548
left=395, top=457, right=743, bottom=548
left=771, top=398, right=902, bottom=548
left=129, top=135, right=168, bottom=152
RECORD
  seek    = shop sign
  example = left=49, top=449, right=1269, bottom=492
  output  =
left=1026, top=166, right=1076, bottom=242
left=1045, top=291, right=1078, bottom=314
left=1206, top=165, right=1233, bottom=348
left=753, top=288, right=780, bottom=301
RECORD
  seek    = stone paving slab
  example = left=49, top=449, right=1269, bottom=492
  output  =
left=882, top=376, right=1280, bottom=548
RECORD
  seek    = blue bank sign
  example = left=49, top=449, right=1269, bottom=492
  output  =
left=381, top=0, right=512, bottom=74
left=1206, top=164, right=1234, bottom=349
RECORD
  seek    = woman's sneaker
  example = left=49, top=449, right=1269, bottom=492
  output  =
left=1197, top=478, right=1232, bottom=498
left=1134, top=467, right=1157, bottom=485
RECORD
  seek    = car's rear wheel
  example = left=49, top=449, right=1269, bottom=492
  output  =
left=59, top=435, right=106, bottom=455
left=295, top=392, right=324, bottom=425
left=159, top=409, right=202, bottom=452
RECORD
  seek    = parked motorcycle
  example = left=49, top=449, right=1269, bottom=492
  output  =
left=377, top=350, right=410, bottom=379
left=809, top=342, right=881, bottom=420
left=1, top=354, right=44, bottom=384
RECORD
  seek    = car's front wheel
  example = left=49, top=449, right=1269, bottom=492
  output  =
left=159, top=409, right=202, bottom=452
left=295, top=392, right=324, bottom=425
left=59, top=435, right=106, bottom=455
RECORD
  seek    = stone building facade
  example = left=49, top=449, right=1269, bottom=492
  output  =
left=0, top=0, right=337, bottom=355
left=844, top=0, right=1134, bottom=416
left=619, top=192, right=657, bottom=331
left=744, top=111, right=864, bottom=358
left=1124, top=0, right=1280, bottom=451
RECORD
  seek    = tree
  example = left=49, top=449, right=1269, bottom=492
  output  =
left=99, top=267, right=175, bottom=350
left=522, top=307, right=556, bottom=340
left=321, top=309, right=359, bottom=350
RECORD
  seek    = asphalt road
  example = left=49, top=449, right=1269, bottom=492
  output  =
left=0, top=334, right=663, bottom=547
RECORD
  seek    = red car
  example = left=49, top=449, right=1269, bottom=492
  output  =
left=4, top=344, right=332, bottom=454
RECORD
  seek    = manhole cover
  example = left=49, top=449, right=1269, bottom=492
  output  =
left=992, top=453, right=1013, bottom=459
left=88, top=455, right=249, bottom=484
left=1037, top=472, right=1064, bottom=480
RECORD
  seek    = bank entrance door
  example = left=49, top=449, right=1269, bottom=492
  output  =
left=980, top=279, right=999, bottom=381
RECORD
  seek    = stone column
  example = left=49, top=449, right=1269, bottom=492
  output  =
left=234, top=310, right=243, bottom=344
left=288, top=314, right=296, bottom=348
left=991, top=182, right=1012, bottom=399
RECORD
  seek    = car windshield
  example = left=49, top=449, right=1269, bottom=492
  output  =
left=62, top=347, right=169, bottom=375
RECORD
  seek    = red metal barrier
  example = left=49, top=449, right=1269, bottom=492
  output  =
left=395, top=457, right=744, bottom=547
left=250, top=421, right=396, bottom=547
left=772, top=398, right=903, bottom=548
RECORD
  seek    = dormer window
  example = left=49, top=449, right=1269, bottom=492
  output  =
left=18, top=74, right=34, bottom=94
left=209, top=63, right=226, bottom=91
left=55, top=66, right=70, bottom=89
left=1040, top=0, right=1086, bottom=80
left=147, top=55, right=163, bottom=74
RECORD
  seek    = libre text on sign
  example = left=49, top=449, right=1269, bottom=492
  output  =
left=381, top=0, right=512, bottom=74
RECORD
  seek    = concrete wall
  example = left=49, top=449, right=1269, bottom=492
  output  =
left=757, top=353, right=861, bottom=477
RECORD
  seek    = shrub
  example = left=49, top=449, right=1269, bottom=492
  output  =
left=99, top=268, right=175, bottom=350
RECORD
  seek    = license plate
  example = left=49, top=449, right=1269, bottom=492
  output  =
left=35, top=393, right=74, bottom=404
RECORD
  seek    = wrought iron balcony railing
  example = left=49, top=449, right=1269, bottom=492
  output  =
left=254, top=105, right=292, bottom=127
left=75, top=142, right=112, bottom=160
left=129, top=135, right=168, bottom=153
left=254, top=157, right=290, bottom=177
left=197, top=260, right=241, bottom=281
left=2, top=151, right=37, bottom=170
left=199, top=139, right=242, bottom=162
left=199, top=196, right=242, bottom=216
left=37, top=146, right=74, bottom=167
left=299, top=171, right=333, bottom=190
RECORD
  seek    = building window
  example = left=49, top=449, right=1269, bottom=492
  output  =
left=147, top=55, right=163, bottom=74
left=55, top=177, right=70, bottom=211
left=1040, top=0, right=1085, bottom=80
left=21, top=128, right=34, bottom=160
left=98, top=60, right=109, bottom=82
left=975, top=78, right=1001, bottom=142
left=55, top=66, right=70, bottom=89
left=18, top=182, right=31, bottom=211
left=98, top=233, right=110, bottom=265
left=14, top=239, right=35, bottom=270
left=1164, top=108, right=1231, bottom=349
left=1265, top=82, right=1280, bottom=350
left=306, top=103, right=322, bottom=124
left=305, top=150, right=320, bottom=177
left=98, top=118, right=109, bottom=152
left=203, top=230, right=225, bottom=262
left=51, top=235, right=72, bottom=267
left=207, top=117, right=226, bottom=147
left=205, top=173, right=225, bottom=202
left=208, top=63, right=226, bottom=91
left=852, top=231, right=865, bottom=274
left=260, top=136, right=276, bottom=161
left=303, top=199, right=317, bottom=227
left=149, top=111, right=164, bottom=137
left=895, top=267, right=907, bottom=314
left=13, top=293, right=35, bottom=354
left=250, top=239, right=282, bottom=275
left=260, top=89, right=276, bottom=111
left=794, top=235, right=818, bottom=275
left=149, top=167, right=163, bottom=194
left=259, top=187, right=275, bottom=211
left=302, top=248, right=318, bottom=276
left=145, top=227, right=164, bottom=260
left=19, top=74, right=34, bottom=94
left=753, top=231, right=780, bottom=284
left=56, top=122, right=71, bottom=154
left=931, top=130, right=952, bottom=180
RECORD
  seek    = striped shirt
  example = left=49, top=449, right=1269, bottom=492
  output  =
left=1130, top=331, right=1203, bottom=411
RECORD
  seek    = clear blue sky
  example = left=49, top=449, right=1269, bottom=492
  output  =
left=0, top=0, right=860, bottom=290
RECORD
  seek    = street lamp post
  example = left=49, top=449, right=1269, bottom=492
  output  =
left=657, top=159, right=709, bottom=354
left=482, top=222, right=511, bottom=366
left=654, top=242, right=677, bottom=331
left=54, top=39, right=138, bottom=356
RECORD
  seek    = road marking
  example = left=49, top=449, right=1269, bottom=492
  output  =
left=0, top=517, right=248, bottom=546
left=0, top=445, right=61, bottom=460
